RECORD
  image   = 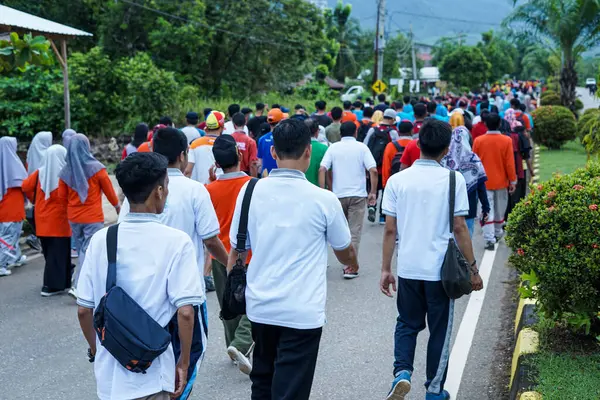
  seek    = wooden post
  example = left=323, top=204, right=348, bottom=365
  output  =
left=61, top=39, right=70, bottom=129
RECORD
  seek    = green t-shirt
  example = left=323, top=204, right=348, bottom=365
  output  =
left=305, top=138, right=329, bottom=186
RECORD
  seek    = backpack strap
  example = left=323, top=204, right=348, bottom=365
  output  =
left=236, top=178, right=258, bottom=253
left=448, top=171, right=456, bottom=234
left=106, top=224, right=119, bottom=292
left=392, top=141, right=402, bottom=152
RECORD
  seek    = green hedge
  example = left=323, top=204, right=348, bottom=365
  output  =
left=506, top=162, right=600, bottom=335
left=532, top=106, right=577, bottom=149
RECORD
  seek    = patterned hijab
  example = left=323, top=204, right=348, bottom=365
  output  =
left=59, top=134, right=105, bottom=203
left=39, top=145, right=67, bottom=200
left=0, top=137, right=28, bottom=201
left=441, top=126, right=487, bottom=193
left=26, top=131, right=53, bottom=175
left=504, top=109, right=522, bottom=130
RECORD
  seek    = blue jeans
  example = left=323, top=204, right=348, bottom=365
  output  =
left=394, top=278, right=454, bottom=395
left=70, top=222, right=103, bottom=287
left=466, top=218, right=475, bottom=238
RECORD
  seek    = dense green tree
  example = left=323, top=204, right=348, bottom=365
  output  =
left=383, top=33, right=415, bottom=80
left=504, top=0, right=600, bottom=109
left=0, top=33, right=53, bottom=73
left=325, top=1, right=362, bottom=82
left=477, top=30, right=518, bottom=82
left=431, top=37, right=461, bottom=66
left=439, top=46, right=491, bottom=90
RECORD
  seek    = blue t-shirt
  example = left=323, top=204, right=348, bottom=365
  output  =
left=397, top=111, right=415, bottom=122
left=353, top=110, right=364, bottom=121
left=403, top=104, right=414, bottom=114
left=436, top=103, right=448, bottom=118
left=258, top=132, right=278, bottom=174
left=433, top=114, right=450, bottom=123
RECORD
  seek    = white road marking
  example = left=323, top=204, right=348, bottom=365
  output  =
left=444, top=244, right=498, bottom=399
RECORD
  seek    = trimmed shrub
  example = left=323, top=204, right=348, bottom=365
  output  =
left=574, top=98, right=584, bottom=112
left=506, top=163, right=600, bottom=335
left=532, top=106, right=577, bottom=149
left=540, top=89, right=557, bottom=101
left=540, top=92, right=562, bottom=106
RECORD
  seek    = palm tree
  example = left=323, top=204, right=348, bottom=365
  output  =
left=326, top=1, right=363, bottom=82
left=504, top=0, right=600, bottom=110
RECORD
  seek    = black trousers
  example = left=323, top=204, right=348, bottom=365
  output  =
left=40, top=237, right=72, bottom=290
left=505, top=171, right=527, bottom=221
left=250, top=322, right=322, bottom=400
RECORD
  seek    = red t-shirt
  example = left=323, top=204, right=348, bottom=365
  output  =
left=472, top=122, right=488, bottom=142
left=399, top=139, right=421, bottom=168
left=232, top=131, right=258, bottom=173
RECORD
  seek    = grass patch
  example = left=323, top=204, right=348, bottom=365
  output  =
left=538, top=140, right=588, bottom=182
left=531, top=351, right=600, bottom=399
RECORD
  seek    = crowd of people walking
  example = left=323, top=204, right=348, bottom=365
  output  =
left=0, top=85, right=535, bottom=400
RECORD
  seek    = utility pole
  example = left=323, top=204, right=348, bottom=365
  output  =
left=373, top=0, right=385, bottom=95
left=410, top=25, right=417, bottom=82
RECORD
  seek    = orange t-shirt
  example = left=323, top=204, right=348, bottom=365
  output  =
left=381, top=137, right=413, bottom=187
left=473, top=133, right=517, bottom=190
left=64, top=169, right=119, bottom=224
left=22, top=170, right=71, bottom=237
left=205, top=174, right=252, bottom=263
left=0, top=187, right=25, bottom=222
left=137, top=141, right=152, bottom=153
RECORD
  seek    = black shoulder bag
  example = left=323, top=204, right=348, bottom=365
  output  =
left=25, top=174, right=39, bottom=234
left=441, top=170, right=474, bottom=300
left=93, top=224, right=172, bottom=373
left=221, top=178, right=258, bottom=321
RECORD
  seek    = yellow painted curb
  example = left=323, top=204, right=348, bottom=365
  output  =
left=515, top=298, right=536, bottom=334
left=510, top=328, right=540, bottom=386
left=520, top=392, right=542, bottom=400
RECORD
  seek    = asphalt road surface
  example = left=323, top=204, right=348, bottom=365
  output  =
left=577, top=86, right=600, bottom=110
left=0, top=214, right=516, bottom=400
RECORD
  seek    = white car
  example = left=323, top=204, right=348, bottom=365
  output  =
left=340, top=86, right=364, bottom=102
left=586, top=78, right=596, bottom=87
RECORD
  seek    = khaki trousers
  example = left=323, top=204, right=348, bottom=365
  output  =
left=339, top=196, right=366, bottom=254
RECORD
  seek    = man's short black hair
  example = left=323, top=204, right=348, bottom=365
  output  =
left=468, top=105, right=476, bottom=115
left=519, top=103, right=527, bottom=112
left=480, top=109, right=490, bottom=123
left=272, top=119, right=311, bottom=160
left=426, top=102, right=437, bottom=114
left=398, top=121, right=414, bottom=135
left=485, top=113, right=502, bottom=130
left=241, top=107, right=252, bottom=115
left=363, top=107, right=374, bottom=118
left=435, top=96, right=443, bottom=102
left=315, top=100, right=326, bottom=111
left=353, top=101, right=363, bottom=109
left=232, top=112, right=246, bottom=128
left=482, top=94, right=488, bottom=101
left=203, top=108, right=212, bottom=119
left=331, top=107, right=343, bottom=120
left=340, top=121, right=357, bottom=138
left=480, top=101, right=490, bottom=110
left=159, top=116, right=173, bottom=126
left=116, top=152, right=168, bottom=205
left=295, top=104, right=305, bottom=111
left=419, top=119, right=452, bottom=158
left=256, top=102, right=265, bottom=111
left=304, top=118, right=320, bottom=136
left=457, top=100, right=467, bottom=108
left=378, top=93, right=386, bottom=102
left=271, top=103, right=281, bottom=110
left=511, top=98, right=521, bottom=108
left=343, top=100, right=352, bottom=110
left=491, top=105, right=499, bottom=114
left=414, top=103, right=427, bottom=118
left=153, top=127, right=188, bottom=164
left=403, top=95, right=411, bottom=104
left=228, top=104, right=241, bottom=117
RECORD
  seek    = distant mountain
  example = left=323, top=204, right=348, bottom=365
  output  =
left=328, top=0, right=515, bottom=46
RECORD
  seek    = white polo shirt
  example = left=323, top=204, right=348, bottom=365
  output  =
left=119, top=169, right=220, bottom=292
left=229, top=168, right=352, bottom=329
left=76, top=213, right=204, bottom=400
left=320, top=136, right=377, bottom=198
left=382, top=159, right=470, bottom=281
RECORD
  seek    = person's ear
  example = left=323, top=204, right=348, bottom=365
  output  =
left=305, top=144, right=312, bottom=159
left=270, top=145, right=278, bottom=161
left=416, top=139, right=421, bottom=149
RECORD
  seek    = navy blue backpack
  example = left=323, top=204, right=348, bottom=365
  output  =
left=93, top=224, right=171, bottom=373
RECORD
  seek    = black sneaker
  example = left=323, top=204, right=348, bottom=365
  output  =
left=41, top=287, right=64, bottom=297
left=368, top=206, right=376, bottom=223
left=26, top=235, right=42, bottom=252
left=485, top=241, right=495, bottom=251
left=343, top=271, right=359, bottom=279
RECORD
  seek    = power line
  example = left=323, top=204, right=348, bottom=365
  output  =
left=387, top=10, right=501, bottom=27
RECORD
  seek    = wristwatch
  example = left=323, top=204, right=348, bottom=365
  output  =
left=470, top=260, right=479, bottom=275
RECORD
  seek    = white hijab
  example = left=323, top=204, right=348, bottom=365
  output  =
left=27, top=131, right=53, bottom=175
left=39, top=145, right=67, bottom=200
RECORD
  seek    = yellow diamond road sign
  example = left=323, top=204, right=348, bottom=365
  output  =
left=372, top=79, right=387, bottom=94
